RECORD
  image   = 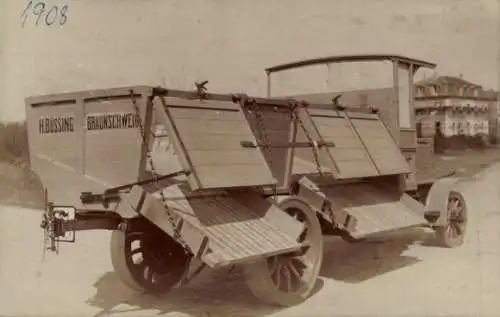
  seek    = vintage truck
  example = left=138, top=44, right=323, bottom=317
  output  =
left=26, top=54, right=467, bottom=306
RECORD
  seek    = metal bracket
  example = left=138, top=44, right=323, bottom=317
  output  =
left=40, top=203, right=77, bottom=253
left=195, top=80, right=209, bottom=99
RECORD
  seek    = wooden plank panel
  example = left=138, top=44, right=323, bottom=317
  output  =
left=319, top=183, right=426, bottom=238
left=194, top=165, right=276, bottom=189
left=293, top=112, right=340, bottom=176
left=305, top=110, right=379, bottom=178
left=180, top=133, right=249, bottom=151
left=350, top=118, right=411, bottom=175
left=173, top=117, right=251, bottom=135
left=188, top=149, right=265, bottom=166
left=160, top=98, right=276, bottom=190
left=149, top=184, right=302, bottom=267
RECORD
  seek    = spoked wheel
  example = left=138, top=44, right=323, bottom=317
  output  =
left=110, top=221, right=192, bottom=294
left=434, top=190, right=468, bottom=248
left=244, top=197, right=323, bottom=307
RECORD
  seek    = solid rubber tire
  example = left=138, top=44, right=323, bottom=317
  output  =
left=110, top=230, right=149, bottom=292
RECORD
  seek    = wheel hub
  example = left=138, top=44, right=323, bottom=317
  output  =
left=141, top=233, right=184, bottom=274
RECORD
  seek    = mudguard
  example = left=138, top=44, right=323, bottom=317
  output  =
left=424, top=177, right=461, bottom=226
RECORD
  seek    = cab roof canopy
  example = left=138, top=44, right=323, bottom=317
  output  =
left=265, top=54, right=437, bottom=74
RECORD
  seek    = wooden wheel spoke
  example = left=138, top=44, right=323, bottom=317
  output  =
left=293, top=256, right=310, bottom=271
left=131, top=247, right=143, bottom=255
left=446, top=224, right=454, bottom=236
left=448, top=199, right=463, bottom=219
left=132, top=256, right=144, bottom=266
left=282, top=266, right=292, bottom=292
left=272, top=262, right=282, bottom=287
left=449, top=199, right=459, bottom=210
left=111, top=229, right=191, bottom=295
left=269, top=257, right=280, bottom=276
left=447, top=222, right=461, bottom=238
left=287, top=261, right=303, bottom=283
left=144, top=266, right=154, bottom=283
left=451, top=222, right=463, bottom=236
left=244, top=201, right=323, bottom=306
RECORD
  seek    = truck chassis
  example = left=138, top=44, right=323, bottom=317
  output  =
left=28, top=54, right=467, bottom=307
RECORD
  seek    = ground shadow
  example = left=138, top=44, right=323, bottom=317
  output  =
left=84, top=229, right=433, bottom=316
left=319, top=228, right=428, bottom=283
left=86, top=267, right=324, bottom=317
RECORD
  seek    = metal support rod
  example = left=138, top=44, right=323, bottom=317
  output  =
left=240, top=140, right=335, bottom=149
left=325, top=63, right=331, bottom=92
left=266, top=71, right=271, bottom=98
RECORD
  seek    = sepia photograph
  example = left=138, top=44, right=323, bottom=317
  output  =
left=0, top=1, right=499, bottom=316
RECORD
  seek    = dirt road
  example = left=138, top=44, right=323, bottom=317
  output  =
left=1, top=164, right=500, bottom=317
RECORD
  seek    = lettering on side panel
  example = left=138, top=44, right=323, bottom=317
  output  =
left=38, top=116, right=75, bottom=134
left=85, top=112, right=141, bottom=131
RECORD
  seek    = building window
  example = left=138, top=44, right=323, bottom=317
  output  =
left=416, top=122, right=423, bottom=138
left=436, top=121, right=442, bottom=134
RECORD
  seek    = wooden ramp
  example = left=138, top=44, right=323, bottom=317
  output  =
left=321, top=183, right=427, bottom=239
left=295, top=178, right=427, bottom=240
left=138, top=184, right=304, bottom=268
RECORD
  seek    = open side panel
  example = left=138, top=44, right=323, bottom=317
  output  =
left=156, top=96, right=276, bottom=190
left=348, top=112, right=411, bottom=175
left=295, top=107, right=411, bottom=179
left=242, top=102, right=295, bottom=190
left=296, top=107, right=379, bottom=178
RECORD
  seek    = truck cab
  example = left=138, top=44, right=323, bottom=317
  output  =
left=264, top=54, right=437, bottom=192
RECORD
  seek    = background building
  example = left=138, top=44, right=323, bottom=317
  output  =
left=414, top=75, right=498, bottom=150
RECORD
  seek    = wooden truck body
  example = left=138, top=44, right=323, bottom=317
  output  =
left=25, top=54, right=467, bottom=306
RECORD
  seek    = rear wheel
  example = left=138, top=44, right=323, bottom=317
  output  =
left=110, top=220, right=191, bottom=294
left=244, top=197, right=323, bottom=306
left=434, top=190, right=468, bottom=248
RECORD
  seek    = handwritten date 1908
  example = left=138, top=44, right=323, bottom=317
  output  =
left=21, top=1, right=69, bottom=28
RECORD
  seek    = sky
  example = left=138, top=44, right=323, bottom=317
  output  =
left=1, top=0, right=499, bottom=121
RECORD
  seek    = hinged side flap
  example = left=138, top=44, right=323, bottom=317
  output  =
left=155, top=96, right=277, bottom=190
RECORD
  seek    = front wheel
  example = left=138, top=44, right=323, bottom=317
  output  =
left=434, top=190, right=468, bottom=248
left=110, top=220, right=192, bottom=294
left=244, top=197, right=323, bottom=306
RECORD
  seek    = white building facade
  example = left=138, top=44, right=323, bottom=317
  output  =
left=414, top=76, right=495, bottom=141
